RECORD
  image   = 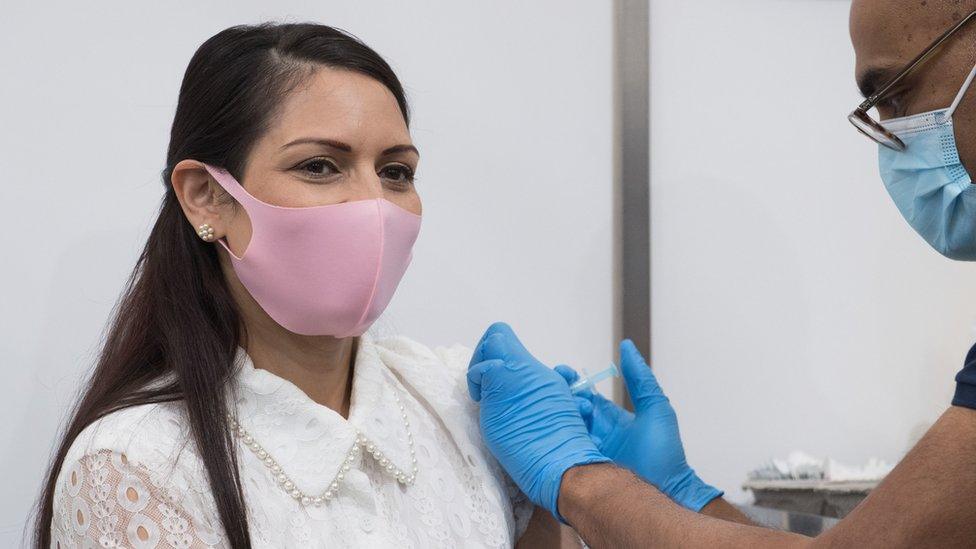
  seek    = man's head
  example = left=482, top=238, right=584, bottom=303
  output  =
left=851, top=1, right=976, bottom=170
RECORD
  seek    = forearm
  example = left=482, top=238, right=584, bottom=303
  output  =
left=558, top=463, right=811, bottom=549
left=700, top=497, right=757, bottom=525
left=516, top=505, right=587, bottom=549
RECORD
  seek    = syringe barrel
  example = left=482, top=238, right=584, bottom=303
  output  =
left=569, top=362, right=619, bottom=394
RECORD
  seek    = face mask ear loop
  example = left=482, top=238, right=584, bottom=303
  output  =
left=946, top=60, right=976, bottom=119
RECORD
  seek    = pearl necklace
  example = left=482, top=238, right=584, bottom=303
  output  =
left=226, top=391, right=418, bottom=507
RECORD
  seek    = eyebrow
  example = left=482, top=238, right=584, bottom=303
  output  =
left=856, top=65, right=900, bottom=100
left=279, top=137, right=420, bottom=158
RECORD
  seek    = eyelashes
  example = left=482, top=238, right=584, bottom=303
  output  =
left=294, top=157, right=416, bottom=187
left=380, top=164, right=416, bottom=185
left=295, top=158, right=338, bottom=177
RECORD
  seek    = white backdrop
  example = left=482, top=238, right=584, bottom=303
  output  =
left=9, top=0, right=973, bottom=541
left=649, top=0, right=976, bottom=502
left=0, top=2, right=613, bottom=544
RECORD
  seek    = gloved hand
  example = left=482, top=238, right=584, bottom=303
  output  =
left=467, top=322, right=611, bottom=523
left=554, top=339, right=723, bottom=512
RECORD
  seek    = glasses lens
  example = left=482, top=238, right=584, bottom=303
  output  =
left=848, top=110, right=905, bottom=151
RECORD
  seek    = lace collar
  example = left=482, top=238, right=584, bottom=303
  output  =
left=224, top=331, right=415, bottom=498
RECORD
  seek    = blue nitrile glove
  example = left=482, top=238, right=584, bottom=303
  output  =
left=467, top=322, right=612, bottom=523
left=554, top=339, right=723, bottom=512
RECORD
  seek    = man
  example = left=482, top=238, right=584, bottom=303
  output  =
left=467, top=2, right=976, bottom=547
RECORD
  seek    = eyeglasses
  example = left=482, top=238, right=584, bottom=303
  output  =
left=849, top=10, right=976, bottom=151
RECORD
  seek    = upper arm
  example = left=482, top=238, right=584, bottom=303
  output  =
left=816, top=406, right=976, bottom=547
left=51, top=448, right=227, bottom=548
left=430, top=341, right=546, bottom=541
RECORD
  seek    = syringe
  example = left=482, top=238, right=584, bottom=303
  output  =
left=569, top=362, right=620, bottom=395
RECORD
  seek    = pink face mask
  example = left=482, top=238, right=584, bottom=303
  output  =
left=202, top=163, right=422, bottom=337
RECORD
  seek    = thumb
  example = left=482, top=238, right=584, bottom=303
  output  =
left=489, top=321, right=534, bottom=358
left=466, top=359, right=505, bottom=402
left=576, top=397, right=594, bottom=419
left=480, top=322, right=537, bottom=364
left=481, top=331, right=517, bottom=364
left=554, top=364, right=581, bottom=384
left=620, top=339, right=668, bottom=413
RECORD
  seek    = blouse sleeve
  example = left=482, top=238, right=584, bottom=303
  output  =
left=50, top=447, right=228, bottom=548
left=504, top=473, right=536, bottom=539
left=431, top=341, right=536, bottom=539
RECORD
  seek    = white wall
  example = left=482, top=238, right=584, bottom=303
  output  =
left=649, top=0, right=976, bottom=502
left=0, top=2, right=613, bottom=544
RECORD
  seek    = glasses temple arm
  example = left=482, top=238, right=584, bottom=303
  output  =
left=858, top=10, right=976, bottom=112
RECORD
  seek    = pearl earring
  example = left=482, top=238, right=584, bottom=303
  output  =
left=197, top=223, right=215, bottom=241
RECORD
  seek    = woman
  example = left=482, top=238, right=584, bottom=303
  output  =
left=31, top=22, right=560, bottom=548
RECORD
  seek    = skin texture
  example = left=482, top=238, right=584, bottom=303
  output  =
left=169, top=65, right=562, bottom=545
left=559, top=464, right=808, bottom=549
left=559, top=406, right=976, bottom=548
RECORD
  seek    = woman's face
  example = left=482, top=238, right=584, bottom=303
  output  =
left=221, top=66, right=421, bottom=258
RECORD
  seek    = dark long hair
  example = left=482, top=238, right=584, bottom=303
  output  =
left=30, top=22, right=410, bottom=548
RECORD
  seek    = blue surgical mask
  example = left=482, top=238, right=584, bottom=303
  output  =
left=878, top=62, right=976, bottom=260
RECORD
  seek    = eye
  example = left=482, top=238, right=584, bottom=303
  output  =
left=877, top=89, right=910, bottom=119
left=380, top=164, right=417, bottom=187
left=294, top=157, right=339, bottom=178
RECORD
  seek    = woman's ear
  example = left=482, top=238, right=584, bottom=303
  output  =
left=171, top=159, right=227, bottom=239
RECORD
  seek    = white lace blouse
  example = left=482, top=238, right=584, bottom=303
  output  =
left=49, top=332, right=533, bottom=548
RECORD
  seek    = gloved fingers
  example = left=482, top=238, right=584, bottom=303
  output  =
left=469, top=323, right=505, bottom=366
left=466, top=359, right=505, bottom=402
left=554, top=364, right=579, bottom=383
left=588, top=389, right=632, bottom=424
left=486, top=322, right=533, bottom=357
left=553, top=363, right=635, bottom=425
left=475, top=321, right=538, bottom=364
left=620, top=339, right=669, bottom=413
left=576, top=397, right=594, bottom=419
left=573, top=398, right=605, bottom=447
left=469, top=353, right=539, bottom=401
left=480, top=331, right=516, bottom=364
left=554, top=364, right=594, bottom=393
left=555, top=364, right=606, bottom=400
